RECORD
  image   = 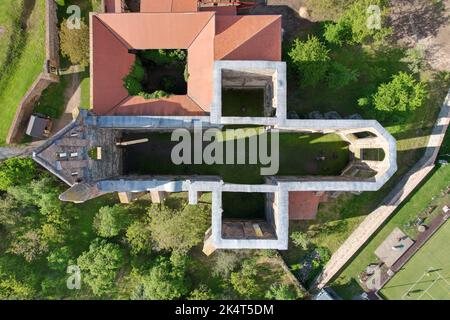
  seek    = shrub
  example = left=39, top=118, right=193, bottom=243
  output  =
left=138, top=90, right=170, bottom=100
left=47, top=246, right=72, bottom=271
left=59, top=18, right=90, bottom=67
left=288, top=36, right=330, bottom=87
left=290, top=231, right=310, bottom=250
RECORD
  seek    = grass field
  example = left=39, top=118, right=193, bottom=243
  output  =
left=380, top=221, right=450, bottom=300
left=0, top=0, right=46, bottom=145
left=222, top=89, right=265, bottom=117
left=123, top=131, right=350, bottom=184
left=330, top=162, right=450, bottom=298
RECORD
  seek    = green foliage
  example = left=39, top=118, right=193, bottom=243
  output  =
left=123, top=75, right=143, bottom=96
left=138, top=90, right=170, bottom=100
left=161, top=76, right=176, bottom=92
left=93, top=204, right=130, bottom=238
left=0, top=273, right=35, bottom=300
left=288, top=36, right=330, bottom=87
left=265, top=284, right=299, bottom=300
left=188, top=284, right=216, bottom=300
left=77, top=239, right=124, bottom=296
left=125, top=220, right=153, bottom=255
left=148, top=202, right=210, bottom=252
left=60, top=18, right=89, bottom=67
left=401, top=47, right=426, bottom=74
left=88, top=147, right=98, bottom=160
left=359, top=72, right=428, bottom=121
left=8, top=229, right=49, bottom=262
left=325, top=0, right=391, bottom=46
left=139, top=253, right=189, bottom=300
left=290, top=232, right=310, bottom=250
left=47, top=246, right=72, bottom=271
left=212, top=250, right=242, bottom=279
left=324, top=20, right=353, bottom=46
left=0, top=157, right=36, bottom=190
left=327, top=62, right=359, bottom=88
left=230, top=260, right=259, bottom=299
left=141, top=49, right=187, bottom=65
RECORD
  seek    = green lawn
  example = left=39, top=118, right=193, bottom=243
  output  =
left=34, top=76, right=69, bottom=119
left=330, top=163, right=450, bottom=299
left=222, top=89, right=265, bottom=117
left=0, top=0, right=46, bottom=144
left=123, top=131, right=350, bottom=184
left=79, top=71, right=91, bottom=109
left=380, top=221, right=450, bottom=300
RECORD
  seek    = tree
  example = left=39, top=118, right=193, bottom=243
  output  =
left=8, top=230, right=49, bottom=262
left=327, top=62, right=358, bottom=89
left=265, top=284, right=300, bottom=300
left=77, top=239, right=124, bottom=296
left=0, top=274, right=35, bottom=300
left=47, top=246, right=72, bottom=271
left=212, top=250, right=242, bottom=279
left=140, top=253, right=189, bottom=300
left=125, top=220, right=153, bottom=255
left=188, top=284, right=216, bottom=300
left=230, top=260, right=260, bottom=299
left=93, top=204, right=130, bottom=238
left=60, top=18, right=89, bottom=67
left=324, top=0, right=391, bottom=46
left=290, top=231, right=310, bottom=251
left=148, top=203, right=210, bottom=252
left=359, top=72, right=427, bottom=121
left=288, top=36, right=330, bottom=87
left=324, top=19, right=353, bottom=46
left=0, top=157, right=36, bottom=190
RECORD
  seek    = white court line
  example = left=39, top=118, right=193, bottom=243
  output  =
left=416, top=276, right=441, bottom=300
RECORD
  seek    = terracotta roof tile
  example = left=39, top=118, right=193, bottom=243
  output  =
left=92, top=16, right=135, bottom=115
left=140, top=0, right=198, bottom=13
left=98, top=12, right=214, bottom=49
left=112, top=95, right=207, bottom=116
left=215, top=15, right=281, bottom=61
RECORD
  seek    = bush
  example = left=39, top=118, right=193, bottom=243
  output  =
left=123, top=75, right=143, bottom=96
left=288, top=36, right=330, bottom=87
left=230, top=259, right=260, bottom=299
left=47, top=246, right=72, bottom=271
left=59, top=18, right=89, bottom=67
left=290, top=232, right=310, bottom=250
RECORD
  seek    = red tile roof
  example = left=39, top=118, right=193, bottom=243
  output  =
left=91, top=8, right=282, bottom=116
left=215, top=15, right=282, bottom=61
left=140, top=0, right=199, bottom=13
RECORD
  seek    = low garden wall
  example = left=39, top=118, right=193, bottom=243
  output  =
left=6, top=0, right=60, bottom=144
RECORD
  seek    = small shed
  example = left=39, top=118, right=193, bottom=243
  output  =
left=26, top=115, right=51, bottom=139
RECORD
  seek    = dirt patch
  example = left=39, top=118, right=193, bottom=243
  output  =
left=0, top=26, right=5, bottom=38
left=389, top=0, right=450, bottom=71
left=249, top=0, right=317, bottom=42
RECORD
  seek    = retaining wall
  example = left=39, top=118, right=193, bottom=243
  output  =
left=6, top=0, right=60, bottom=144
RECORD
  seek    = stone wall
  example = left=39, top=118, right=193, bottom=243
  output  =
left=6, top=0, right=60, bottom=144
